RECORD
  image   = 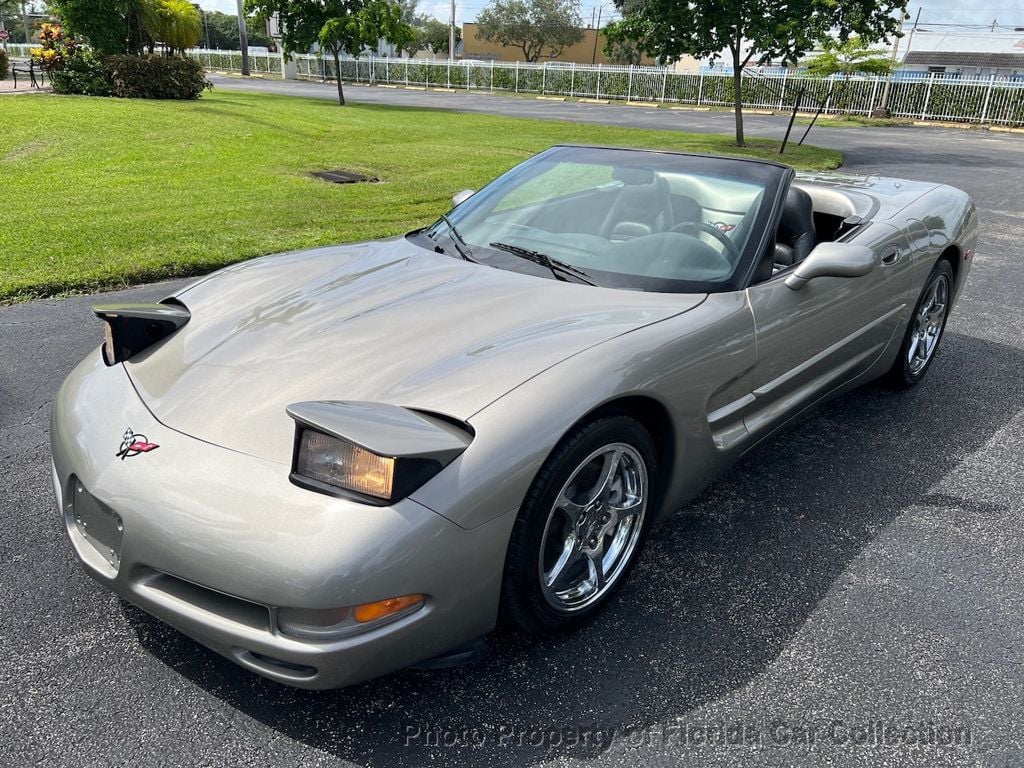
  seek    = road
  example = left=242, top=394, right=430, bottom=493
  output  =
left=2, top=84, right=1023, bottom=767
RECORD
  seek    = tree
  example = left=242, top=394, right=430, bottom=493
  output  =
left=420, top=16, right=456, bottom=54
left=50, top=0, right=205, bottom=53
left=0, top=0, right=26, bottom=42
left=605, top=37, right=642, bottom=65
left=153, top=0, right=200, bottom=53
left=475, top=0, right=583, bottom=62
left=806, top=35, right=894, bottom=77
left=49, top=0, right=129, bottom=53
left=605, top=0, right=904, bottom=146
left=249, top=0, right=410, bottom=105
left=201, top=11, right=273, bottom=49
left=806, top=35, right=894, bottom=115
left=393, top=0, right=424, bottom=55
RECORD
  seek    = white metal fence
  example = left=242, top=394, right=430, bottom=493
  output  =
left=189, top=49, right=285, bottom=76
left=3, top=43, right=34, bottom=58
left=196, top=51, right=1023, bottom=127
left=13, top=41, right=1023, bottom=126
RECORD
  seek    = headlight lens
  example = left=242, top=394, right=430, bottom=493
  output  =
left=295, top=429, right=395, bottom=500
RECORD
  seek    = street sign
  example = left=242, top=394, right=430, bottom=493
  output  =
left=0, top=30, right=10, bottom=42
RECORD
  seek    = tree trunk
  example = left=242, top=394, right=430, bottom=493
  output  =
left=732, top=47, right=745, bottom=147
left=333, top=47, right=345, bottom=105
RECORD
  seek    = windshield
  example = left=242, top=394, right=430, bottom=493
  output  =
left=418, top=145, right=790, bottom=293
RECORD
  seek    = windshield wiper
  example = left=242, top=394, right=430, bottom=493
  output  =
left=438, top=214, right=476, bottom=262
left=488, top=241, right=597, bottom=286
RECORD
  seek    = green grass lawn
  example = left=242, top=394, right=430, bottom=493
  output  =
left=0, top=89, right=842, bottom=302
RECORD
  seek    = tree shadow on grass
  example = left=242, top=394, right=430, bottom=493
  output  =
left=124, top=331, right=1023, bottom=768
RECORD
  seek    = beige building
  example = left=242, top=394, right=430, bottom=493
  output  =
left=462, top=22, right=662, bottom=66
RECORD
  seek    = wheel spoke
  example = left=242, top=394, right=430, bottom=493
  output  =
left=555, top=493, right=587, bottom=524
left=586, top=550, right=606, bottom=590
left=609, top=498, right=642, bottom=520
left=586, top=448, right=622, bottom=505
left=916, top=336, right=931, bottom=360
left=907, top=334, right=921, bottom=361
left=544, top=534, right=578, bottom=589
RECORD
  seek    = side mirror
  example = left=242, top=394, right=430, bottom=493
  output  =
left=451, top=189, right=475, bottom=207
left=785, top=242, right=879, bottom=290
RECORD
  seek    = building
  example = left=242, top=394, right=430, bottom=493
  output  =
left=461, top=22, right=669, bottom=66
left=897, top=31, right=1024, bottom=79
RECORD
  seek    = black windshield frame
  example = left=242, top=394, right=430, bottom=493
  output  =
left=410, top=145, right=794, bottom=294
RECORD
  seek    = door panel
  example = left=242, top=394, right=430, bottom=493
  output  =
left=740, top=222, right=912, bottom=439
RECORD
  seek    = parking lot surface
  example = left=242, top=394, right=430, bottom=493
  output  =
left=2, top=89, right=1023, bottom=767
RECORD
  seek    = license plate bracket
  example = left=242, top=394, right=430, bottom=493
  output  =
left=70, top=481, right=124, bottom=573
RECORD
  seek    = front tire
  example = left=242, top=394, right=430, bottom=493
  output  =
left=886, top=259, right=953, bottom=388
left=500, top=415, right=658, bottom=635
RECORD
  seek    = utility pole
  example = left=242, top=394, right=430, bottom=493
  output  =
left=991, top=18, right=997, bottom=32
left=904, top=6, right=920, bottom=55
left=236, top=0, right=250, bottom=75
left=449, top=0, right=455, bottom=61
left=878, top=4, right=916, bottom=114
left=591, top=5, right=601, bottom=65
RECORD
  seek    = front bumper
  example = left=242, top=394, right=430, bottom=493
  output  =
left=50, top=349, right=515, bottom=689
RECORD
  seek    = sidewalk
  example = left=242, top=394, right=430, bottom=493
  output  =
left=0, top=77, right=50, bottom=95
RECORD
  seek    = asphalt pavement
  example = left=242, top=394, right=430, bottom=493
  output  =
left=2, top=84, right=1023, bottom=767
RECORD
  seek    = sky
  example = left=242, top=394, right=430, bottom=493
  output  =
left=197, top=0, right=1023, bottom=35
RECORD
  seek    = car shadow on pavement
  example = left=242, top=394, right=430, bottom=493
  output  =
left=123, top=330, right=1023, bottom=768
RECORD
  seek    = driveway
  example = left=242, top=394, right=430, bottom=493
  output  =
left=2, top=87, right=1022, bottom=767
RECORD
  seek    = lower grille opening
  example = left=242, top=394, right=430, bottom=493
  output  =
left=140, top=570, right=271, bottom=632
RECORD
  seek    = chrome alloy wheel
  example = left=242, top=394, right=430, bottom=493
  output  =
left=537, top=443, right=648, bottom=613
left=908, top=273, right=950, bottom=375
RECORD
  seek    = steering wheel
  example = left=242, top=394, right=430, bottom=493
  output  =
left=670, top=221, right=740, bottom=261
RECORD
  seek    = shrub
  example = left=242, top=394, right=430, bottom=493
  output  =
left=104, top=54, right=211, bottom=99
left=31, top=22, right=79, bottom=72
left=0, top=48, right=8, bottom=80
left=50, top=49, right=113, bottom=96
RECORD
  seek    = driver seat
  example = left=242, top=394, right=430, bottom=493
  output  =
left=599, top=176, right=673, bottom=241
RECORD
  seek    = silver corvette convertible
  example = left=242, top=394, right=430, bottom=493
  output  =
left=51, top=146, right=976, bottom=689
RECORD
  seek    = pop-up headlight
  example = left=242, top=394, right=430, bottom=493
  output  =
left=287, top=401, right=473, bottom=505
left=93, top=300, right=190, bottom=366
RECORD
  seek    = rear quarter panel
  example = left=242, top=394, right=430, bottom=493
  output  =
left=888, top=185, right=977, bottom=306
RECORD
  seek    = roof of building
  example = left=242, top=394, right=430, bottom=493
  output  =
left=904, top=51, right=1024, bottom=68
left=899, top=31, right=1024, bottom=55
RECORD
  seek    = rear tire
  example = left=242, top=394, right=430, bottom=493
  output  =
left=499, top=415, right=658, bottom=635
left=886, top=259, right=953, bottom=389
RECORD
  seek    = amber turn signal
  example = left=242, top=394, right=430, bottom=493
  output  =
left=353, top=594, right=424, bottom=623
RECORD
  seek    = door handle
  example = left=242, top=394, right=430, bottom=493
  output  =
left=881, top=247, right=902, bottom=266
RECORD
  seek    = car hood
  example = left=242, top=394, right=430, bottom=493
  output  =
left=125, top=238, right=706, bottom=464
